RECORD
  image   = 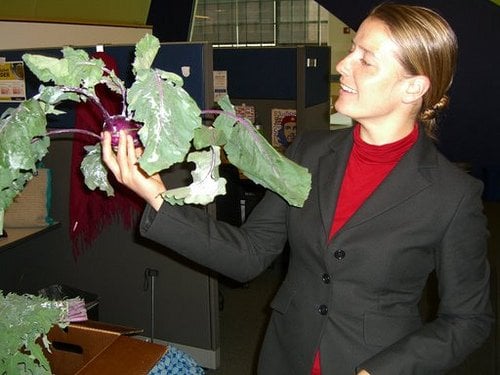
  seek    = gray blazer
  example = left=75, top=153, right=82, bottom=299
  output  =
left=140, top=126, right=493, bottom=375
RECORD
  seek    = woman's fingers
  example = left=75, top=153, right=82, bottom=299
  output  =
left=118, top=131, right=144, bottom=186
left=101, top=131, right=123, bottom=183
left=100, top=130, right=165, bottom=209
left=126, top=132, right=140, bottom=166
left=101, top=131, right=138, bottom=185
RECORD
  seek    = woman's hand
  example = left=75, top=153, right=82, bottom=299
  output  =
left=101, top=130, right=166, bottom=211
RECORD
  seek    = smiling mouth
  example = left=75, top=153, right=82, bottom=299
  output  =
left=340, top=83, right=358, bottom=94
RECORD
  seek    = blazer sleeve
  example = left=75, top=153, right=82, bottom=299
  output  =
left=359, top=177, right=494, bottom=374
left=139, top=182, right=291, bottom=283
left=138, top=132, right=311, bottom=282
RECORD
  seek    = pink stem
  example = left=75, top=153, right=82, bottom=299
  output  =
left=35, top=110, right=253, bottom=144
left=61, top=87, right=111, bottom=122
left=40, top=128, right=102, bottom=141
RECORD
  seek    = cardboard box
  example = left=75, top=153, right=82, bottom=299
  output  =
left=44, top=320, right=167, bottom=374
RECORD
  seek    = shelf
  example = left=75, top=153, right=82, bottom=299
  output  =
left=0, top=223, right=60, bottom=252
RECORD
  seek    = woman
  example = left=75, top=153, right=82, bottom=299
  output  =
left=102, top=3, right=493, bottom=374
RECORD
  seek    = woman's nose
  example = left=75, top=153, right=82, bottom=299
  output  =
left=336, top=54, right=350, bottom=76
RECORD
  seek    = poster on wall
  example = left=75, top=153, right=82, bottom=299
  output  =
left=213, top=70, right=227, bottom=102
left=271, top=108, right=297, bottom=152
left=234, top=103, right=255, bottom=124
left=0, top=61, right=26, bottom=102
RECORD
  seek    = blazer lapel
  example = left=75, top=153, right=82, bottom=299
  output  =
left=340, top=129, right=437, bottom=232
left=317, top=130, right=353, bottom=239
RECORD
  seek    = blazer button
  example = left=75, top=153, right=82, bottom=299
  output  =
left=334, top=249, right=346, bottom=260
left=321, top=273, right=331, bottom=284
left=318, top=304, right=328, bottom=315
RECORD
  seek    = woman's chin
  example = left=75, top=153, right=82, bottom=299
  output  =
left=334, top=105, right=352, bottom=118
left=334, top=100, right=348, bottom=114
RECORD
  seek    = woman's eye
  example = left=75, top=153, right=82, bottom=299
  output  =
left=360, top=58, right=371, bottom=66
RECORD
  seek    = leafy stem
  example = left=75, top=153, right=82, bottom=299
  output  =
left=40, top=108, right=252, bottom=146
left=61, top=87, right=111, bottom=121
left=102, top=66, right=128, bottom=116
left=45, top=128, right=102, bottom=141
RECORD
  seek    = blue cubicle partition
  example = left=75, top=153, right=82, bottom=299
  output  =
left=213, top=45, right=330, bottom=107
left=213, top=47, right=297, bottom=101
left=213, top=45, right=331, bottom=138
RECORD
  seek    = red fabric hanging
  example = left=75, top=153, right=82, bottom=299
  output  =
left=69, top=52, right=145, bottom=259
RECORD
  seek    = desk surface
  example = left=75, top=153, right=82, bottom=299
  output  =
left=0, top=223, right=60, bottom=252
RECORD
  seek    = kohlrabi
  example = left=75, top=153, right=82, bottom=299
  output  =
left=0, top=34, right=311, bottom=235
left=102, top=115, right=142, bottom=150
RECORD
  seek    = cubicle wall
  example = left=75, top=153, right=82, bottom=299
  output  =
left=213, top=45, right=331, bottom=142
left=0, top=42, right=220, bottom=368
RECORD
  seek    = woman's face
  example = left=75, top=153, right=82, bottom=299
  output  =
left=334, top=17, right=410, bottom=128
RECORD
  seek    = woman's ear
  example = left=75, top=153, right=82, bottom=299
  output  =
left=402, top=75, right=430, bottom=104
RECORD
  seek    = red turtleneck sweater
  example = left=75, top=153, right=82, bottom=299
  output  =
left=311, top=124, right=419, bottom=375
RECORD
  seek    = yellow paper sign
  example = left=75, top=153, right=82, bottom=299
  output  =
left=0, top=62, right=26, bottom=102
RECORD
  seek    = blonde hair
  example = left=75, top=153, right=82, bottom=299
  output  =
left=369, top=3, right=458, bottom=138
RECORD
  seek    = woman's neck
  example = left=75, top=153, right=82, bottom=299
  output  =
left=357, top=118, right=417, bottom=145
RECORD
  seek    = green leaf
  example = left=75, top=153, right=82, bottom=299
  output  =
left=201, top=96, right=312, bottom=207
left=29, top=136, right=51, bottom=165
left=37, top=85, right=80, bottom=107
left=22, top=53, right=68, bottom=85
left=193, top=126, right=227, bottom=150
left=101, top=70, right=126, bottom=96
left=80, top=144, right=114, bottom=196
left=221, top=114, right=311, bottom=208
left=0, top=290, right=66, bottom=375
left=128, top=69, right=202, bottom=175
left=62, top=47, right=105, bottom=89
left=0, top=99, right=49, bottom=214
left=156, top=69, right=185, bottom=87
left=23, top=47, right=105, bottom=89
left=25, top=341, right=51, bottom=371
left=212, top=95, right=239, bottom=140
left=163, top=146, right=227, bottom=205
left=132, top=33, right=161, bottom=74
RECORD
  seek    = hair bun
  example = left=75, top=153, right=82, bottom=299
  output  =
left=421, top=95, right=449, bottom=121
